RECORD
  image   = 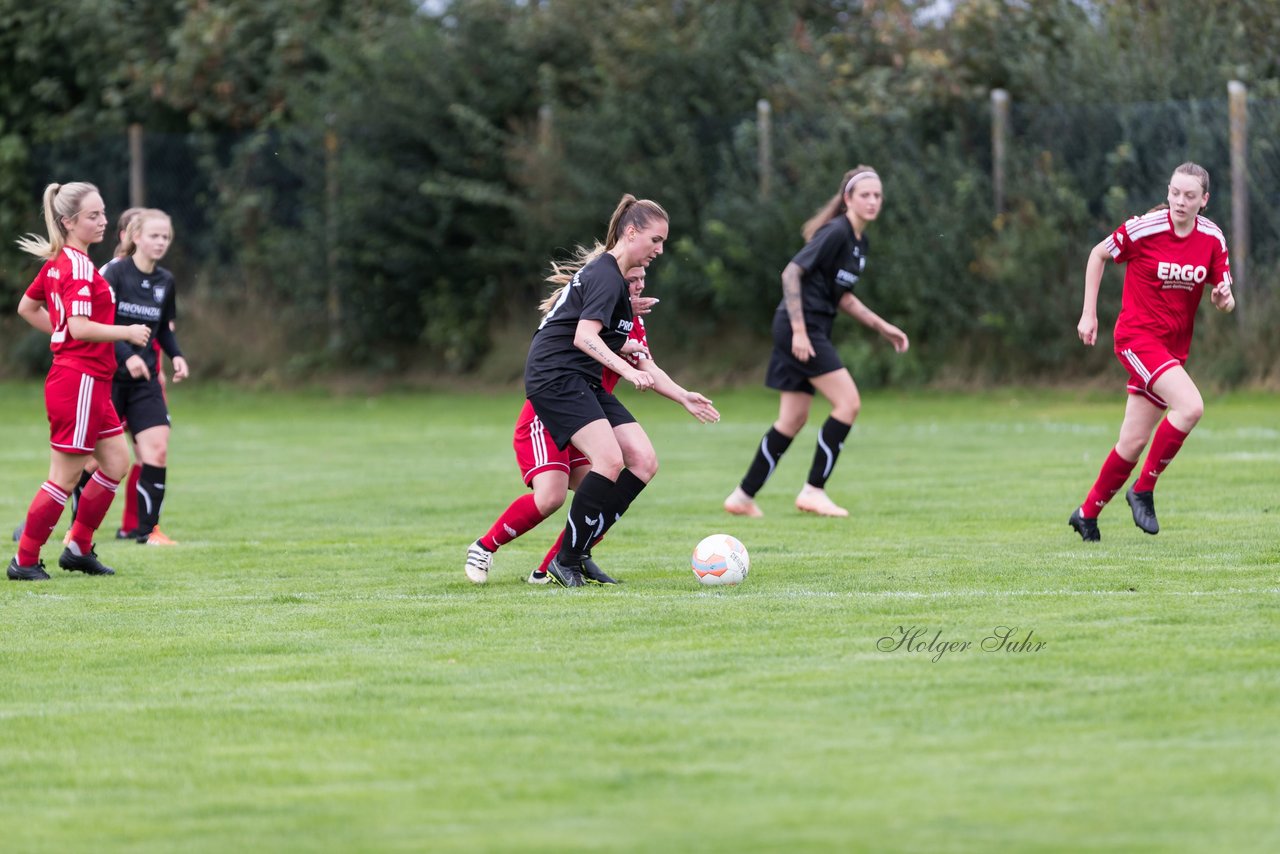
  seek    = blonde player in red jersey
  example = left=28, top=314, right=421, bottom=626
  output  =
left=8, top=183, right=151, bottom=581
left=1069, top=162, right=1235, bottom=541
left=465, top=257, right=718, bottom=585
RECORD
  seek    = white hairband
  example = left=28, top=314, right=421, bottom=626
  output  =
left=844, top=171, right=878, bottom=195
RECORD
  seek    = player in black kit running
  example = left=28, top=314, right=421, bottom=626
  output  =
left=725, top=166, right=909, bottom=519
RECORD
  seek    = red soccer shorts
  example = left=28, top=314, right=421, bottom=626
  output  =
left=1115, top=338, right=1184, bottom=410
left=45, top=364, right=123, bottom=453
left=513, top=401, right=589, bottom=487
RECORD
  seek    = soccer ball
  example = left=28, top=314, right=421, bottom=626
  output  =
left=691, top=534, right=749, bottom=586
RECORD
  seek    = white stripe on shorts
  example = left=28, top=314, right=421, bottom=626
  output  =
left=531, top=415, right=548, bottom=468
left=1122, top=349, right=1151, bottom=383
left=74, top=374, right=95, bottom=450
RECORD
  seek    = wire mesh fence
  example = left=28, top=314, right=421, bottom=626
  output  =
left=12, top=86, right=1278, bottom=379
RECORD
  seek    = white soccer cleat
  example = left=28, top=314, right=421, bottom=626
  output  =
left=465, top=540, right=492, bottom=584
left=795, top=486, right=849, bottom=518
left=723, top=487, right=763, bottom=518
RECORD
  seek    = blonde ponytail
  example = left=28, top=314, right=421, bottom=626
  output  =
left=539, top=242, right=607, bottom=314
left=15, top=182, right=100, bottom=260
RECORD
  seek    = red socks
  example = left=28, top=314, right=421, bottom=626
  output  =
left=537, top=530, right=605, bottom=575
left=1082, top=419, right=1191, bottom=518
left=17, top=482, right=69, bottom=566
left=1134, top=420, right=1190, bottom=492
left=121, top=462, right=142, bottom=533
left=1082, top=448, right=1137, bottom=519
left=537, top=530, right=565, bottom=575
left=68, top=471, right=120, bottom=553
left=479, top=493, right=547, bottom=552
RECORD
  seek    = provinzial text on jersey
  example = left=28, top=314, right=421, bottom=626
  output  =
left=117, top=301, right=163, bottom=321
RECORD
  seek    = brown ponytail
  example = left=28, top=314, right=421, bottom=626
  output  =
left=604, top=194, right=668, bottom=249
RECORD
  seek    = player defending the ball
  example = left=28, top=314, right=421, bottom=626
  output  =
left=724, top=165, right=909, bottom=519
left=1069, top=162, right=1235, bottom=541
left=464, top=259, right=718, bottom=586
left=518, top=194, right=670, bottom=588
left=8, top=182, right=151, bottom=581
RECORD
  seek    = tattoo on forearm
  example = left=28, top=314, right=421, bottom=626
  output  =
left=583, top=337, right=624, bottom=373
left=783, top=273, right=803, bottom=326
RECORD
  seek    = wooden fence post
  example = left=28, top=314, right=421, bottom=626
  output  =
left=1228, top=80, right=1248, bottom=320
left=991, top=89, right=1009, bottom=217
left=757, top=98, right=772, bottom=201
left=325, top=116, right=342, bottom=351
left=128, top=123, right=145, bottom=207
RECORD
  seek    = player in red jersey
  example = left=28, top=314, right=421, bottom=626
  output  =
left=8, top=183, right=151, bottom=581
left=465, top=255, right=718, bottom=585
left=1069, top=162, right=1235, bottom=541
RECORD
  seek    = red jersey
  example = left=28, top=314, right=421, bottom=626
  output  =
left=24, top=246, right=118, bottom=380
left=1104, top=210, right=1231, bottom=360
left=600, top=316, right=648, bottom=393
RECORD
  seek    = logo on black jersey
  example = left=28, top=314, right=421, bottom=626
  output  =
left=152, top=285, right=167, bottom=303
left=616, top=318, right=634, bottom=334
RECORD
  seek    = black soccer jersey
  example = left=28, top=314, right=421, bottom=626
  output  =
left=102, top=256, right=181, bottom=383
left=780, top=215, right=868, bottom=322
left=525, top=253, right=635, bottom=396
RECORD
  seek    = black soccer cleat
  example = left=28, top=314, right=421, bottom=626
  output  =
left=1068, top=507, right=1101, bottom=542
left=115, top=528, right=137, bottom=541
left=1126, top=487, right=1159, bottom=535
left=8, top=557, right=50, bottom=581
left=546, top=557, right=585, bottom=588
left=58, top=544, right=116, bottom=576
left=12, top=523, right=24, bottom=542
left=580, top=556, right=620, bottom=585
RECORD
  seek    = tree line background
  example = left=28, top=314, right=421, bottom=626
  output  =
left=2, top=0, right=1278, bottom=388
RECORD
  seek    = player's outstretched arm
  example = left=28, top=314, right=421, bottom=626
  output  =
left=640, top=359, right=719, bottom=423
left=838, top=293, right=909, bottom=353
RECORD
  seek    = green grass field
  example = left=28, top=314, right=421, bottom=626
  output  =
left=1, top=381, right=1276, bottom=852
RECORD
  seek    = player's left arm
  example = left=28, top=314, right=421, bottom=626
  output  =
left=838, top=292, right=909, bottom=353
left=639, top=358, right=719, bottom=423
left=1209, top=254, right=1235, bottom=313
